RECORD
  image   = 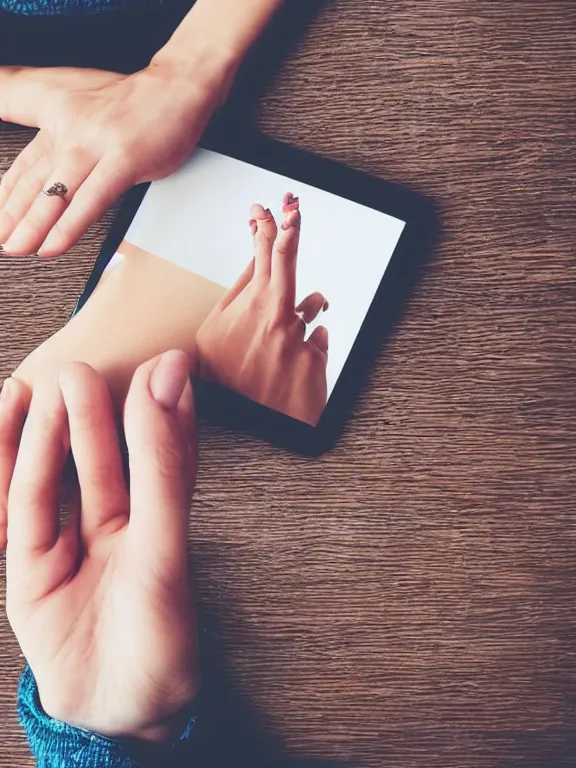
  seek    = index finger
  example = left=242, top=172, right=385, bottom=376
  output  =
left=123, top=352, right=196, bottom=572
left=7, top=373, right=69, bottom=555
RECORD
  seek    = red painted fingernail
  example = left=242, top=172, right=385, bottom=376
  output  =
left=322, top=300, right=329, bottom=312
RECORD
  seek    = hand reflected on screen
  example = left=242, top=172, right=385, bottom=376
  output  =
left=197, top=194, right=329, bottom=426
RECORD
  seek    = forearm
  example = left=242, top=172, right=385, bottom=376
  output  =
left=150, top=0, right=284, bottom=105
left=14, top=247, right=223, bottom=409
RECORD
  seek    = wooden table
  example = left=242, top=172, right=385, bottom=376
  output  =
left=1, top=2, right=575, bottom=765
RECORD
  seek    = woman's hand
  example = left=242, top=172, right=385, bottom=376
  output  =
left=0, top=60, right=228, bottom=257
left=197, top=194, right=329, bottom=426
left=1, top=350, right=199, bottom=742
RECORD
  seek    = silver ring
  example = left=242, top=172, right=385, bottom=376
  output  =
left=43, top=182, right=68, bottom=200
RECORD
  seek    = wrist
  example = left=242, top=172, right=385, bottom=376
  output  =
left=39, top=688, right=200, bottom=746
left=122, top=704, right=198, bottom=744
left=149, top=0, right=284, bottom=110
left=149, top=36, right=240, bottom=111
left=19, top=666, right=200, bottom=763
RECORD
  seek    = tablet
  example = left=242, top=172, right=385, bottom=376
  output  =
left=74, top=133, right=436, bottom=455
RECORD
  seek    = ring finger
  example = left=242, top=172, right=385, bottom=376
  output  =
left=2, top=149, right=96, bottom=256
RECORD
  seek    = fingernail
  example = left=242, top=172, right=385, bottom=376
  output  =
left=150, top=351, right=190, bottom=409
left=0, top=377, right=13, bottom=403
left=286, top=194, right=299, bottom=206
left=281, top=210, right=301, bottom=231
left=322, top=300, right=329, bottom=312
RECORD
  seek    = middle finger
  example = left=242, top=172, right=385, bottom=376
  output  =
left=270, top=207, right=301, bottom=313
left=59, top=362, right=129, bottom=540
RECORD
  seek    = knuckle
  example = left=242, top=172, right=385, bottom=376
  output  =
left=105, top=132, right=134, bottom=163
left=36, top=406, right=65, bottom=445
left=0, top=210, right=16, bottom=231
left=255, top=228, right=275, bottom=249
left=85, top=460, right=115, bottom=491
left=154, top=439, right=187, bottom=481
left=70, top=397, right=103, bottom=432
left=267, top=305, right=292, bottom=333
left=66, top=142, right=91, bottom=162
left=17, top=173, right=42, bottom=198
left=274, top=241, right=291, bottom=257
left=266, top=313, right=284, bottom=333
left=107, top=135, right=128, bottom=158
left=247, top=290, right=268, bottom=316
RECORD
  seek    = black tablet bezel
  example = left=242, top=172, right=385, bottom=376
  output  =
left=74, top=131, right=437, bottom=456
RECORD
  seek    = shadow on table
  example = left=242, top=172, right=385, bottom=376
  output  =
left=0, top=0, right=328, bottom=94
left=211, top=0, right=329, bottom=132
left=195, top=612, right=348, bottom=768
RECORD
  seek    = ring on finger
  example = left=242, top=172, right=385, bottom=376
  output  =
left=43, top=181, right=69, bottom=201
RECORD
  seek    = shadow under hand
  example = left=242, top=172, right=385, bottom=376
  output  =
left=213, top=0, right=330, bottom=130
left=193, top=609, right=349, bottom=768
left=0, top=0, right=328, bottom=80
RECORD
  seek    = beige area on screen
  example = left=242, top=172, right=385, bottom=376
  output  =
left=14, top=241, right=226, bottom=406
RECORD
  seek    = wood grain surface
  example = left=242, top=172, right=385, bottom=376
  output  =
left=1, top=1, right=575, bottom=766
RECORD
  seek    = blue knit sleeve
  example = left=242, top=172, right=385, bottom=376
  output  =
left=18, top=666, right=199, bottom=767
left=0, top=0, right=189, bottom=16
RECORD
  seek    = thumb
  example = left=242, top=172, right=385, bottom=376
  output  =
left=124, top=351, right=197, bottom=570
left=296, top=291, right=329, bottom=324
